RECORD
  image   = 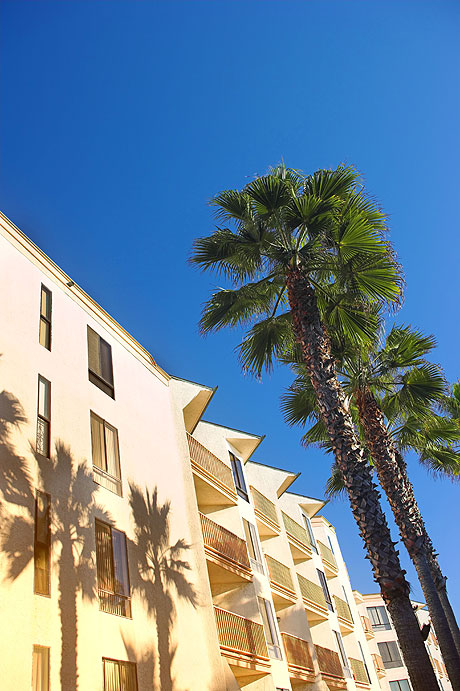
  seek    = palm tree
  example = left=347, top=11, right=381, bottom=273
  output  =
left=281, top=324, right=460, bottom=685
left=128, top=483, right=197, bottom=691
left=191, top=164, right=438, bottom=688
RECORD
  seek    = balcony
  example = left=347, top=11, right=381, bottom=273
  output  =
left=350, top=658, right=370, bottom=686
left=434, top=658, right=443, bottom=677
left=187, top=433, right=237, bottom=507
left=315, top=645, right=346, bottom=688
left=318, top=540, right=338, bottom=578
left=281, top=633, right=315, bottom=682
left=99, top=589, right=132, bottom=618
left=333, top=595, right=354, bottom=633
left=265, top=555, right=296, bottom=609
left=250, top=486, right=280, bottom=538
left=297, top=573, right=328, bottom=623
left=372, top=653, right=386, bottom=678
left=214, top=607, right=270, bottom=680
left=282, top=512, right=312, bottom=562
left=361, top=615, right=375, bottom=639
left=200, top=513, right=252, bottom=592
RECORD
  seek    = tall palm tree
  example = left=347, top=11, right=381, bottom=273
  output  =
left=281, top=324, right=460, bottom=685
left=191, top=164, right=438, bottom=688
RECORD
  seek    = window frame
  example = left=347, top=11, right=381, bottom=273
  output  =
left=95, top=520, right=132, bottom=618
left=34, top=490, right=51, bottom=596
left=229, top=451, right=249, bottom=501
left=242, top=518, right=264, bottom=573
left=32, top=645, right=50, bottom=691
left=87, top=326, right=115, bottom=399
left=90, top=411, right=122, bottom=496
left=102, top=657, right=138, bottom=691
left=258, top=597, right=282, bottom=660
left=36, top=376, right=51, bottom=458
left=39, top=285, right=52, bottom=351
left=367, top=605, right=391, bottom=631
left=389, top=680, right=411, bottom=691
left=333, top=629, right=351, bottom=675
left=317, top=568, right=333, bottom=611
left=302, top=513, right=318, bottom=553
left=377, top=640, right=403, bottom=669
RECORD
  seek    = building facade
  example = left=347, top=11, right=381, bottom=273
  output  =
left=353, top=592, right=452, bottom=691
left=0, top=211, right=452, bottom=691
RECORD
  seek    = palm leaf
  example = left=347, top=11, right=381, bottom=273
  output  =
left=237, top=312, right=293, bottom=377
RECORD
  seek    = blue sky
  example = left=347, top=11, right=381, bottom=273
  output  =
left=1, top=1, right=459, bottom=613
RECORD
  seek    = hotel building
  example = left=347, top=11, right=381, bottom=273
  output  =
left=0, top=211, right=452, bottom=690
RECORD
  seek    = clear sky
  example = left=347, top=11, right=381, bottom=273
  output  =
left=1, top=1, right=459, bottom=613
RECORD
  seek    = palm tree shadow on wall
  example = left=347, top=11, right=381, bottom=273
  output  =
left=128, top=483, right=198, bottom=691
left=0, top=390, right=109, bottom=691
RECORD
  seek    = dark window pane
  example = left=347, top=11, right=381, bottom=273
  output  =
left=34, top=491, right=50, bottom=596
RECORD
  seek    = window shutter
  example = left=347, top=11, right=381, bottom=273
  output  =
left=100, top=339, right=114, bottom=385
left=96, top=521, right=114, bottom=592
left=120, top=662, right=137, bottom=691
left=104, top=424, right=120, bottom=478
left=87, top=327, right=101, bottom=376
left=112, top=529, right=130, bottom=597
left=91, top=413, right=105, bottom=471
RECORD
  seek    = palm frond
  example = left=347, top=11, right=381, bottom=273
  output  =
left=237, top=313, right=293, bottom=377
left=325, top=463, right=347, bottom=499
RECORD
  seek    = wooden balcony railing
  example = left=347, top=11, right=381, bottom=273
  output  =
left=350, top=658, right=370, bottom=685
left=282, top=633, right=314, bottom=671
left=200, top=513, right=250, bottom=570
left=372, top=653, right=385, bottom=676
left=333, top=595, right=353, bottom=625
left=214, top=607, right=268, bottom=660
left=318, top=540, right=337, bottom=568
left=282, top=512, right=311, bottom=550
left=250, top=486, right=280, bottom=528
left=297, top=573, right=327, bottom=610
left=434, top=658, right=443, bottom=677
left=265, top=555, right=295, bottom=593
left=361, top=615, right=374, bottom=637
left=314, top=645, right=344, bottom=678
left=187, top=433, right=235, bottom=490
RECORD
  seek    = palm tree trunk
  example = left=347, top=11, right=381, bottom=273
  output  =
left=286, top=267, right=438, bottom=690
left=438, top=587, right=460, bottom=656
left=355, top=387, right=460, bottom=688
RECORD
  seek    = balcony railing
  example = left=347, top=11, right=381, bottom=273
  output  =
left=350, top=658, right=370, bottom=685
left=187, top=433, right=235, bottom=491
left=200, top=513, right=250, bottom=570
left=333, top=595, right=353, bottom=625
left=250, top=486, right=280, bottom=529
left=315, top=645, right=344, bottom=678
left=265, top=555, right=295, bottom=593
left=214, top=607, right=268, bottom=660
left=372, top=653, right=386, bottom=676
left=434, top=658, right=443, bottom=677
left=297, top=573, right=327, bottom=610
left=282, top=633, right=314, bottom=671
left=99, top=589, right=132, bottom=618
left=282, top=512, right=311, bottom=551
left=318, top=540, right=337, bottom=568
left=361, top=615, right=374, bottom=637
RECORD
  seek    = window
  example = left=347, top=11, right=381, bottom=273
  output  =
left=358, top=640, right=371, bottom=683
left=317, top=569, right=333, bottom=611
left=302, top=513, right=318, bottom=552
left=91, top=412, right=122, bottom=495
left=367, top=605, right=391, bottom=631
left=39, top=285, right=52, bottom=350
left=378, top=640, right=403, bottom=669
left=334, top=630, right=351, bottom=675
left=34, top=491, right=51, bottom=595
left=103, top=658, right=138, bottom=691
left=32, top=646, right=50, bottom=691
left=389, top=680, right=411, bottom=691
left=87, top=326, right=114, bottom=398
left=36, top=376, right=51, bottom=457
left=243, top=519, right=264, bottom=573
left=95, top=521, right=131, bottom=617
left=258, top=597, right=282, bottom=660
left=229, top=452, right=248, bottom=501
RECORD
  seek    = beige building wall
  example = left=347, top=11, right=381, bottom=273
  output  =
left=353, top=592, right=453, bottom=691
left=0, top=211, right=391, bottom=691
